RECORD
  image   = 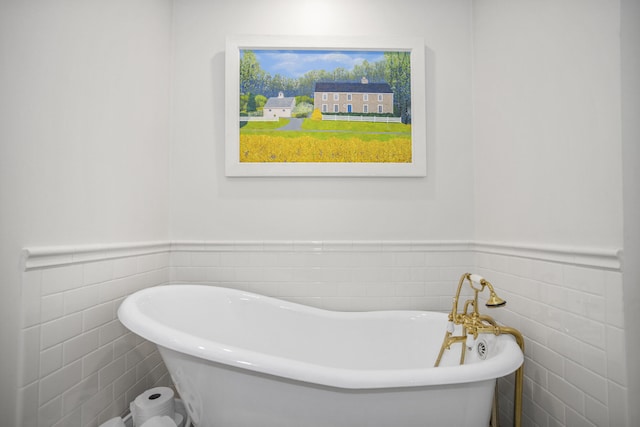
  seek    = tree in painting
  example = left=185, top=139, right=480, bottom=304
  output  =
left=239, top=49, right=412, bottom=123
left=384, top=51, right=411, bottom=123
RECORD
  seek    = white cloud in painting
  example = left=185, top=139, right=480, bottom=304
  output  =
left=255, top=50, right=384, bottom=78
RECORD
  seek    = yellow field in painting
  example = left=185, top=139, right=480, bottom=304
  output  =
left=240, top=133, right=412, bottom=163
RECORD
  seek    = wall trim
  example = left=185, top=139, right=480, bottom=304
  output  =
left=22, top=239, right=622, bottom=271
left=169, top=240, right=474, bottom=253
left=474, top=240, right=622, bottom=270
left=21, top=241, right=171, bottom=270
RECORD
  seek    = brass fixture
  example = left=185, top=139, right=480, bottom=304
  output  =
left=434, top=273, right=524, bottom=427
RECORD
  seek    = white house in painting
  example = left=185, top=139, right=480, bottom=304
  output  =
left=263, top=91, right=296, bottom=118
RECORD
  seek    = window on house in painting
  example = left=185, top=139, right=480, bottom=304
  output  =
left=322, top=93, right=328, bottom=101
left=333, top=104, right=339, bottom=112
left=322, top=104, right=328, bottom=112
left=378, top=94, right=383, bottom=102
left=333, top=93, right=339, bottom=101
left=363, top=94, right=368, bottom=101
left=347, top=94, right=352, bottom=101
left=378, top=105, right=383, bottom=113
left=363, top=104, right=368, bottom=113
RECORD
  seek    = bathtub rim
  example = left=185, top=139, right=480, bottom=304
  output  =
left=117, top=284, right=524, bottom=390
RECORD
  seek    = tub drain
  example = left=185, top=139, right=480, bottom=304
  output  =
left=477, top=339, right=488, bottom=360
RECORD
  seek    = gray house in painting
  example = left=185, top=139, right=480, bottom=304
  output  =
left=263, top=91, right=296, bottom=118
left=314, top=77, right=394, bottom=114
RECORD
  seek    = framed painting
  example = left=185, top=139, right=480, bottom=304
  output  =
left=225, top=35, right=426, bottom=177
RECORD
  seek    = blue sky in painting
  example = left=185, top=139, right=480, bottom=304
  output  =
left=247, top=50, right=386, bottom=78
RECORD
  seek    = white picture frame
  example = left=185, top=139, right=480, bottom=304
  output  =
left=225, top=35, right=426, bottom=177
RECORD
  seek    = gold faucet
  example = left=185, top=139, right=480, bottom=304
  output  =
left=434, top=273, right=524, bottom=427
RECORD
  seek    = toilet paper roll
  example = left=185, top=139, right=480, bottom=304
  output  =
left=140, top=415, right=177, bottom=427
left=99, top=417, right=126, bottom=427
left=131, top=387, right=175, bottom=427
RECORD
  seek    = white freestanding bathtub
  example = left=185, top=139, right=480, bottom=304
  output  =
left=118, top=285, right=523, bottom=427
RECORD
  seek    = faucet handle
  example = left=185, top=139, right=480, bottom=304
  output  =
left=447, top=321, right=455, bottom=333
left=469, top=274, right=485, bottom=285
left=466, top=333, right=476, bottom=350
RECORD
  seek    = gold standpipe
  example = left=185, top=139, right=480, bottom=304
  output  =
left=434, top=273, right=524, bottom=427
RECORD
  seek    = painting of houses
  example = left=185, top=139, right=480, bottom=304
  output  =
left=263, top=91, right=296, bottom=118
left=231, top=43, right=424, bottom=176
left=314, top=77, right=394, bottom=114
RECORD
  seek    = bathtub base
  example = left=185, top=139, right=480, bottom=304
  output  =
left=161, top=347, right=495, bottom=427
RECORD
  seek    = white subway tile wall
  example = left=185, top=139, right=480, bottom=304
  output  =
left=169, top=241, right=474, bottom=312
left=19, top=241, right=626, bottom=427
left=19, top=250, right=172, bottom=427
left=476, top=252, right=627, bottom=427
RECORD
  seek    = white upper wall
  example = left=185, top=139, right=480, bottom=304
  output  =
left=169, top=0, right=475, bottom=241
left=472, top=0, right=624, bottom=248
left=621, top=0, right=640, bottom=419
left=0, top=1, right=172, bottom=423
left=1, top=0, right=172, bottom=247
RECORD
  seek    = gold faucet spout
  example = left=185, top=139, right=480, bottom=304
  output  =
left=434, top=331, right=468, bottom=366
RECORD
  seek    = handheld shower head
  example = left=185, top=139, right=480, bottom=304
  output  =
left=468, top=274, right=507, bottom=307
left=485, top=290, right=506, bottom=307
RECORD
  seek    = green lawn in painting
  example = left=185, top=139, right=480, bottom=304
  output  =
left=240, top=118, right=290, bottom=130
